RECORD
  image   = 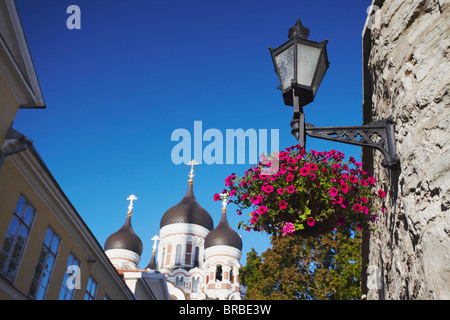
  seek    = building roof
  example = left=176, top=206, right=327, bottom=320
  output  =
left=204, top=209, right=242, bottom=251
left=160, top=182, right=214, bottom=231
left=104, top=213, right=143, bottom=256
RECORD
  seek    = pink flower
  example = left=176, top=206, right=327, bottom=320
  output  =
left=308, top=163, right=318, bottom=171
left=329, top=187, right=338, bottom=197
left=213, top=193, right=221, bottom=201
left=229, top=190, right=236, bottom=197
left=363, top=206, right=369, bottom=214
left=307, top=217, right=315, bottom=227
left=257, top=206, right=268, bottom=215
left=357, top=223, right=363, bottom=231
left=341, top=183, right=350, bottom=194
left=287, top=185, right=295, bottom=193
left=360, top=196, right=368, bottom=203
left=367, top=176, right=376, bottom=185
left=309, top=173, right=316, bottom=181
left=282, top=222, right=296, bottom=236
left=299, top=166, right=310, bottom=176
left=287, top=158, right=298, bottom=164
left=236, top=209, right=242, bottom=215
left=277, top=188, right=285, bottom=195
left=349, top=175, right=358, bottom=184
left=353, top=203, right=363, bottom=212
left=378, top=189, right=386, bottom=197
left=286, top=173, right=294, bottom=181
left=251, top=195, right=262, bottom=205
left=263, top=185, right=274, bottom=193
left=279, top=200, right=288, bottom=209
left=250, top=215, right=258, bottom=224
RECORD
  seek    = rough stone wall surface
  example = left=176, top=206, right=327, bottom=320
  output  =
left=365, top=0, right=450, bottom=299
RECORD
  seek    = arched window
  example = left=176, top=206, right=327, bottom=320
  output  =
left=176, top=277, right=183, bottom=288
left=192, top=277, right=200, bottom=293
left=194, top=247, right=200, bottom=267
left=175, top=244, right=182, bottom=265
left=230, top=267, right=234, bottom=283
left=215, top=265, right=223, bottom=282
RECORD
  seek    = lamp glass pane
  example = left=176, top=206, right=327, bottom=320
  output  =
left=274, top=44, right=294, bottom=91
left=296, top=43, right=321, bottom=87
left=312, top=51, right=327, bottom=95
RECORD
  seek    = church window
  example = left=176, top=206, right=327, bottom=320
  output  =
left=59, top=253, right=81, bottom=300
left=175, top=276, right=183, bottom=288
left=185, top=242, right=192, bottom=265
left=84, top=276, right=98, bottom=300
left=0, top=195, right=36, bottom=282
left=28, top=227, right=61, bottom=299
left=215, top=265, right=223, bottom=282
left=194, top=246, right=200, bottom=267
left=175, top=244, right=182, bottom=265
left=230, top=267, right=234, bottom=283
left=192, top=277, right=200, bottom=293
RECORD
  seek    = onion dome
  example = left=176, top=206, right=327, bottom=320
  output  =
left=205, top=207, right=242, bottom=251
left=104, top=195, right=143, bottom=256
left=160, top=181, right=214, bottom=231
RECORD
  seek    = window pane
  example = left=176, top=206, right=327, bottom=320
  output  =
left=50, top=235, right=60, bottom=254
left=44, top=229, right=53, bottom=248
left=23, top=206, right=35, bottom=226
left=14, top=197, right=25, bottom=216
left=6, top=217, right=19, bottom=236
left=16, top=225, right=28, bottom=245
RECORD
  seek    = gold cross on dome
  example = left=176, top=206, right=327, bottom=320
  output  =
left=127, top=194, right=137, bottom=212
left=186, top=159, right=199, bottom=180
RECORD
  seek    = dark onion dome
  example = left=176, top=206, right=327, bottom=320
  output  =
left=160, top=182, right=214, bottom=231
left=104, top=213, right=143, bottom=256
left=204, top=209, right=243, bottom=251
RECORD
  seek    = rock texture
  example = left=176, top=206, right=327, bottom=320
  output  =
left=362, top=0, right=450, bottom=299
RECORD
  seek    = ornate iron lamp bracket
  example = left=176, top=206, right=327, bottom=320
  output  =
left=300, top=117, right=399, bottom=168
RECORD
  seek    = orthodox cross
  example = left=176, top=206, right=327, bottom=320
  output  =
left=151, top=235, right=160, bottom=252
left=220, top=192, right=229, bottom=210
left=127, top=194, right=137, bottom=212
left=186, top=159, right=199, bottom=180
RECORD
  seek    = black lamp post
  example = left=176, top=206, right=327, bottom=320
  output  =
left=269, top=18, right=399, bottom=168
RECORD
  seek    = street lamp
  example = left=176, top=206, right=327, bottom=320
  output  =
left=269, top=18, right=399, bottom=168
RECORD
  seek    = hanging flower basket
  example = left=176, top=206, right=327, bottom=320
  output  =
left=215, top=145, right=386, bottom=238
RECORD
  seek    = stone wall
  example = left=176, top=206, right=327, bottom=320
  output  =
left=362, top=0, right=449, bottom=299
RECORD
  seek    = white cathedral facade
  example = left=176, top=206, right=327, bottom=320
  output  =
left=103, top=164, right=243, bottom=300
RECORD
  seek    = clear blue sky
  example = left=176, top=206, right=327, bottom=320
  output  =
left=14, top=0, right=372, bottom=268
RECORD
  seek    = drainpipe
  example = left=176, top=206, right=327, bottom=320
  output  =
left=0, top=127, right=33, bottom=169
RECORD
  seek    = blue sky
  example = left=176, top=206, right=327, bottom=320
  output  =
left=14, top=0, right=372, bottom=268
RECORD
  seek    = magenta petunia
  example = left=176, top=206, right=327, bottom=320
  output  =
left=250, top=215, right=258, bottom=224
left=299, top=166, right=310, bottom=176
left=378, top=189, right=386, bottom=197
left=353, top=203, right=363, bottom=212
left=277, top=188, right=285, bottom=195
left=263, top=185, right=274, bottom=193
left=257, top=206, right=268, bottom=215
left=286, top=173, right=294, bottom=181
left=341, top=183, right=350, bottom=194
left=349, top=175, right=358, bottom=184
left=213, top=193, right=221, bottom=201
left=287, top=185, right=295, bottom=193
left=279, top=200, right=288, bottom=209
left=307, top=217, right=315, bottom=227
left=329, top=187, right=338, bottom=197
left=308, top=163, right=318, bottom=171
